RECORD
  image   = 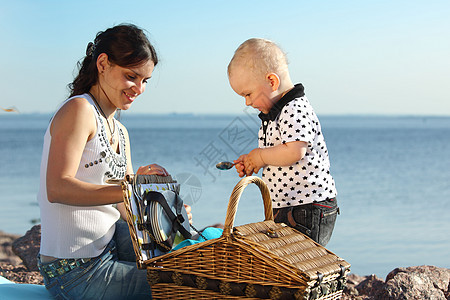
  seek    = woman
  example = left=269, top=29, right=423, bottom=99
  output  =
left=37, top=24, right=183, bottom=299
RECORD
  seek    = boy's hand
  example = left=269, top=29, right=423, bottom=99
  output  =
left=233, top=155, right=247, bottom=177
left=243, top=148, right=265, bottom=176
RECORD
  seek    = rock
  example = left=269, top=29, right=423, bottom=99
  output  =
left=0, top=261, right=43, bottom=284
left=378, top=266, right=450, bottom=300
left=347, top=266, right=450, bottom=300
left=12, top=225, right=41, bottom=271
left=355, top=274, right=386, bottom=298
left=347, top=273, right=367, bottom=286
left=0, top=231, right=22, bottom=266
left=344, top=273, right=366, bottom=297
left=386, top=266, right=450, bottom=294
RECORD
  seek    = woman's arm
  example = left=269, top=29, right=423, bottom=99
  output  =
left=46, top=98, right=123, bottom=206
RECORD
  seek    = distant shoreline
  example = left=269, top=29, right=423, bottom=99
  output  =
left=2, top=112, right=450, bottom=118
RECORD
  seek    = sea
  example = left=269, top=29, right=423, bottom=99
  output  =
left=1, top=112, right=449, bottom=279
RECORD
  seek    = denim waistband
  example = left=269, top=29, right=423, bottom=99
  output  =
left=37, top=256, right=92, bottom=279
left=37, top=239, right=116, bottom=280
left=273, top=197, right=336, bottom=213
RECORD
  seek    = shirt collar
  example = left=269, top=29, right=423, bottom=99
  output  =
left=258, top=83, right=305, bottom=122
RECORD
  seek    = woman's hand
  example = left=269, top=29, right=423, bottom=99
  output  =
left=184, top=204, right=193, bottom=225
left=136, top=164, right=169, bottom=176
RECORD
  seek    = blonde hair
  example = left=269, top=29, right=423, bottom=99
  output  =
left=228, top=38, right=289, bottom=79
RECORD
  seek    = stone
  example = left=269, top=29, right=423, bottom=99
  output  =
left=11, top=225, right=41, bottom=272
left=0, top=231, right=22, bottom=266
left=348, top=265, right=450, bottom=300
left=386, top=266, right=450, bottom=294
left=344, top=273, right=366, bottom=297
left=0, top=262, right=43, bottom=284
left=378, top=266, right=450, bottom=300
left=355, top=274, right=386, bottom=298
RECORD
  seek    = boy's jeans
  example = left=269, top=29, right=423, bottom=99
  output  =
left=273, top=198, right=339, bottom=246
left=39, top=220, right=152, bottom=300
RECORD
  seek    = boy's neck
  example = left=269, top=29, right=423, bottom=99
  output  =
left=280, top=85, right=295, bottom=99
left=272, top=82, right=295, bottom=106
left=260, top=83, right=305, bottom=120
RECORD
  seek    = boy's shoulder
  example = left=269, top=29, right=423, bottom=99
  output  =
left=281, top=95, right=311, bottom=114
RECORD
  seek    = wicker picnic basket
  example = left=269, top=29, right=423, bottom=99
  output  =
left=122, top=176, right=350, bottom=300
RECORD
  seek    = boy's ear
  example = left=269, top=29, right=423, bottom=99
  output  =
left=266, top=73, right=280, bottom=91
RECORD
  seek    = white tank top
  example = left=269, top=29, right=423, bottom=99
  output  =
left=38, top=94, right=127, bottom=258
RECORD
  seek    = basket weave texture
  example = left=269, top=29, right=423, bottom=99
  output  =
left=123, top=176, right=350, bottom=300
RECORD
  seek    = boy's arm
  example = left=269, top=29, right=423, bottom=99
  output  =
left=243, top=141, right=307, bottom=176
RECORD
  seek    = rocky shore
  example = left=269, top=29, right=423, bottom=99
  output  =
left=1, top=226, right=449, bottom=299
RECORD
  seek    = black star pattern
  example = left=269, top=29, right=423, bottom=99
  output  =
left=257, top=93, right=337, bottom=208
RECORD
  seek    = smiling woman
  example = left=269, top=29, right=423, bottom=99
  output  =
left=35, top=24, right=177, bottom=300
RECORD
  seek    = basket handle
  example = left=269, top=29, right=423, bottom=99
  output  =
left=223, top=176, right=273, bottom=237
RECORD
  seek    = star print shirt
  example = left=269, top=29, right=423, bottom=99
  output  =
left=258, top=84, right=337, bottom=208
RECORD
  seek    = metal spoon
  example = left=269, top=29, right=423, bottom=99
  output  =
left=215, top=161, right=236, bottom=170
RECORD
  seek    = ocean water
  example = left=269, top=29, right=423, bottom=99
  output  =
left=0, top=112, right=449, bottom=279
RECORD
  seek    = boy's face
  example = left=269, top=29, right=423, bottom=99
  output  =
left=228, top=65, right=277, bottom=114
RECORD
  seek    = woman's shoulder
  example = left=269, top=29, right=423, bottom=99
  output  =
left=64, top=95, right=93, bottom=109
left=50, top=96, right=96, bottom=134
left=55, top=96, right=94, bottom=118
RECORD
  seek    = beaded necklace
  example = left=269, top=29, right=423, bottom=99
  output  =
left=88, top=92, right=116, bottom=145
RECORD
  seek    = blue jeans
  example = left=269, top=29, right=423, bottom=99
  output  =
left=273, top=198, right=339, bottom=246
left=39, top=220, right=152, bottom=300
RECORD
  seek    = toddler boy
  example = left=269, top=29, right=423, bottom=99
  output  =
left=228, top=38, right=338, bottom=246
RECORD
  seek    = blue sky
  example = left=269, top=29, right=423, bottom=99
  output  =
left=1, top=0, right=449, bottom=115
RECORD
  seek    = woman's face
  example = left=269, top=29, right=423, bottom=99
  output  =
left=100, top=58, right=155, bottom=111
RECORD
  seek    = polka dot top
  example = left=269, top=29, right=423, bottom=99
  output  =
left=258, top=84, right=337, bottom=208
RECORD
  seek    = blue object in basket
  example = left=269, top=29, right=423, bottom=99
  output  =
left=172, top=227, right=223, bottom=251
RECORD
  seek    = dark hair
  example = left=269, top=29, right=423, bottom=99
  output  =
left=69, top=24, right=158, bottom=97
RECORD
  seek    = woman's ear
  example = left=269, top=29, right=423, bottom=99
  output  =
left=266, top=73, right=280, bottom=91
left=96, top=53, right=109, bottom=74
